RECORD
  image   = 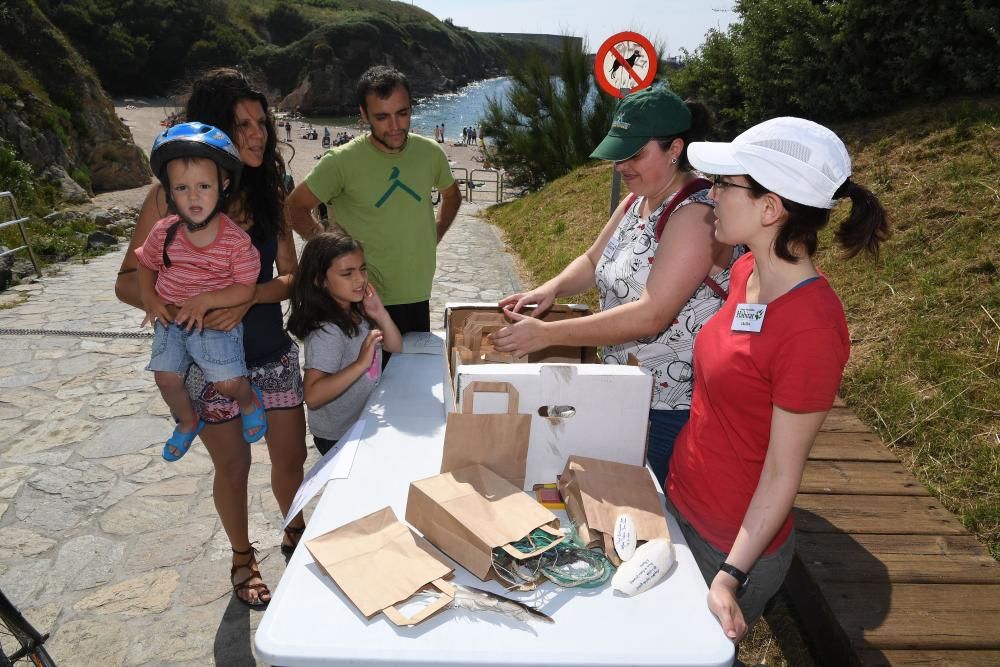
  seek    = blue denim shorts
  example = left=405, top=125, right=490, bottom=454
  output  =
left=146, top=321, right=247, bottom=383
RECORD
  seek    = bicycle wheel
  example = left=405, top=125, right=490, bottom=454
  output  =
left=0, top=601, right=55, bottom=667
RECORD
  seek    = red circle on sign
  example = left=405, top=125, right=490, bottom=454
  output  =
left=594, top=31, right=658, bottom=99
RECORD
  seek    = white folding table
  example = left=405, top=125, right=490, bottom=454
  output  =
left=255, top=350, right=734, bottom=667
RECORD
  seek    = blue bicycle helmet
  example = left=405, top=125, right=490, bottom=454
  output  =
left=150, top=122, right=243, bottom=195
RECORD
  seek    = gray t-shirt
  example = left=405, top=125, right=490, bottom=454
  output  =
left=303, top=320, right=381, bottom=440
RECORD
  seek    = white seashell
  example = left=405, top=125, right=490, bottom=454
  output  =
left=613, top=513, right=637, bottom=562
left=611, top=538, right=675, bottom=596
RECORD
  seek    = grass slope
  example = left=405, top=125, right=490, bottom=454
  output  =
left=487, top=96, right=1000, bottom=560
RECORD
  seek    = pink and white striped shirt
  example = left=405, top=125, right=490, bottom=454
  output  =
left=135, top=213, right=260, bottom=305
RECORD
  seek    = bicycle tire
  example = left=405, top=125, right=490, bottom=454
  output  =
left=0, top=594, right=56, bottom=667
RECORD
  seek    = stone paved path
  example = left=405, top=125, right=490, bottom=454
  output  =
left=0, top=201, right=521, bottom=665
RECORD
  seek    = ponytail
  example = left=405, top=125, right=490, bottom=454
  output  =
left=833, top=179, right=891, bottom=259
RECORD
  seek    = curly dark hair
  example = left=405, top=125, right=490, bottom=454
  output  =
left=180, top=68, right=287, bottom=240
left=287, top=229, right=372, bottom=341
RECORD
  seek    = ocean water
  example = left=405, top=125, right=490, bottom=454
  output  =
left=304, top=77, right=512, bottom=141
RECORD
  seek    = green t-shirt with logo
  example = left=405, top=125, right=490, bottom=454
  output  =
left=304, top=133, right=454, bottom=306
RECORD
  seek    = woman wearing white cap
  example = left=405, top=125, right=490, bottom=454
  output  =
left=668, top=117, right=889, bottom=643
left=493, top=87, right=742, bottom=483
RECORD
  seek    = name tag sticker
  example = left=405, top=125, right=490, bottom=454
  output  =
left=732, top=303, right=767, bottom=333
left=602, top=236, right=620, bottom=260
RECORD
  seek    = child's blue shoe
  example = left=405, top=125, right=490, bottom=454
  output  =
left=163, top=420, right=205, bottom=462
left=241, top=385, right=267, bottom=444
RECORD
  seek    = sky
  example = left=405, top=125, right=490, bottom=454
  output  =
left=408, top=0, right=739, bottom=56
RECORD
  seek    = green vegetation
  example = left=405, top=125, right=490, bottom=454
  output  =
left=487, top=97, right=1000, bottom=562
left=34, top=0, right=514, bottom=96
left=671, top=0, right=1000, bottom=136
left=480, top=40, right=617, bottom=191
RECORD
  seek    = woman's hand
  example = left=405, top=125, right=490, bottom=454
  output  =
left=357, top=329, right=384, bottom=365
left=707, top=573, right=748, bottom=643
left=202, top=301, right=253, bottom=332
left=490, top=308, right=549, bottom=357
left=498, top=285, right=556, bottom=317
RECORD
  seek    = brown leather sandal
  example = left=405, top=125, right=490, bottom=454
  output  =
left=231, top=545, right=270, bottom=608
left=280, top=524, right=306, bottom=558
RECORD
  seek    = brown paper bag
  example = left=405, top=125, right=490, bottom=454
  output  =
left=558, top=456, right=670, bottom=566
left=440, top=382, right=530, bottom=488
left=406, top=464, right=562, bottom=583
left=305, top=506, right=455, bottom=626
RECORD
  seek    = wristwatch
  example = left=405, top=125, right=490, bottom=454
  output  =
left=718, top=562, right=749, bottom=596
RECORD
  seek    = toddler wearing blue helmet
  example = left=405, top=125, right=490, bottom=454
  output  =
left=135, top=122, right=268, bottom=461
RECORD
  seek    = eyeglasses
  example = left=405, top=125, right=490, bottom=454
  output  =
left=712, top=175, right=754, bottom=191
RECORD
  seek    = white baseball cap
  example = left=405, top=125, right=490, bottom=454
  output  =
left=688, top=117, right=851, bottom=209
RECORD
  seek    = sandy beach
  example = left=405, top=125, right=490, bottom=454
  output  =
left=113, top=97, right=493, bottom=202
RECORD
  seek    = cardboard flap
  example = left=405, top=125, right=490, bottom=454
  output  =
left=305, top=506, right=453, bottom=619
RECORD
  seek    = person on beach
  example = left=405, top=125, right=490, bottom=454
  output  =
left=116, top=68, right=308, bottom=607
left=137, top=122, right=268, bottom=462
left=287, top=230, right=402, bottom=455
left=285, top=65, right=462, bottom=335
left=668, top=117, right=889, bottom=644
left=492, top=87, right=740, bottom=482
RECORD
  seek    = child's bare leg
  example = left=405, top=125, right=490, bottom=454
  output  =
left=155, top=371, right=199, bottom=444
left=213, top=377, right=264, bottom=439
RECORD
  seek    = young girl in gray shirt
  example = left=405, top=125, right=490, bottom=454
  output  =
left=287, top=230, right=402, bottom=454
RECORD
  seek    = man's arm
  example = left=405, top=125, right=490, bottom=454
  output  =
left=285, top=182, right=326, bottom=241
left=435, top=181, right=462, bottom=243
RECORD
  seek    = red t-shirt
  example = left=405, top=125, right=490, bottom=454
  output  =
left=667, top=252, right=850, bottom=555
left=135, top=214, right=260, bottom=305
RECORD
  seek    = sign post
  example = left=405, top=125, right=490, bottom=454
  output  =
left=594, top=32, right=658, bottom=216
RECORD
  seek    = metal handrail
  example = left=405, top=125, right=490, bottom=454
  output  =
left=469, top=169, right=501, bottom=203
left=450, top=167, right=470, bottom=200
left=0, top=192, right=41, bottom=278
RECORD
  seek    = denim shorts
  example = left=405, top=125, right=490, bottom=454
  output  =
left=146, top=321, right=247, bottom=383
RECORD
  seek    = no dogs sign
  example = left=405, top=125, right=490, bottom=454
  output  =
left=594, top=31, right=658, bottom=98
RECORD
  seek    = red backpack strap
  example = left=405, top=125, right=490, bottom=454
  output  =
left=653, top=177, right=712, bottom=242
left=650, top=177, right=729, bottom=300
left=702, top=275, right=729, bottom=300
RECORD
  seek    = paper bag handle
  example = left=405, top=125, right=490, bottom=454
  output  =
left=382, top=578, right=456, bottom=627
left=468, top=324, right=506, bottom=354
left=461, top=381, right=520, bottom=414
left=499, top=525, right=564, bottom=560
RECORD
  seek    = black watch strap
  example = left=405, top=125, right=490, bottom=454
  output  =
left=718, top=562, right=749, bottom=589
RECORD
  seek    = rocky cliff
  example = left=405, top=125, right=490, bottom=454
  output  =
left=250, top=17, right=520, bottom=115
left=0, top=1, right=150, bottom=199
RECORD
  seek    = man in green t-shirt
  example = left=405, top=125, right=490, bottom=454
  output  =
left=286, top=66, right=462, bottom=333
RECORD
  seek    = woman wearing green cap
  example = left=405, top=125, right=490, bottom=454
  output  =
left=494, top=87, right=741, bottom=483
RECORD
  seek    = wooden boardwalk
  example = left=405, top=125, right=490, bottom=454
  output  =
left=785, top=401, right=1000, bottom=666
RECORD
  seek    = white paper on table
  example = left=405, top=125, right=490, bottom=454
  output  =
left=401, top=331, right=444, bottom=355
left=282, top=419, right=365, bottom=529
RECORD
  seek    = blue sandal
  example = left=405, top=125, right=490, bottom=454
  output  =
left=241, top=385, right=267, bottom=444
left=163, top=420, right=205, bottom=462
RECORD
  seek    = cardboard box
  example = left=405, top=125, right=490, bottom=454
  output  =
left=443, top=304, right=653, bottom=490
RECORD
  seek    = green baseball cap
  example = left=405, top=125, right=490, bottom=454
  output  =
left=590, top=87, right=692, bottom=161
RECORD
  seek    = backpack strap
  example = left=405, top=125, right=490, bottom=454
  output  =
left=627, top=177, right=730, bottom=301
left=653, top=177, right=712, bottom=242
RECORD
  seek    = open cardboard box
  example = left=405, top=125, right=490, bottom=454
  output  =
left=443, top=303, right=653, bottom=490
